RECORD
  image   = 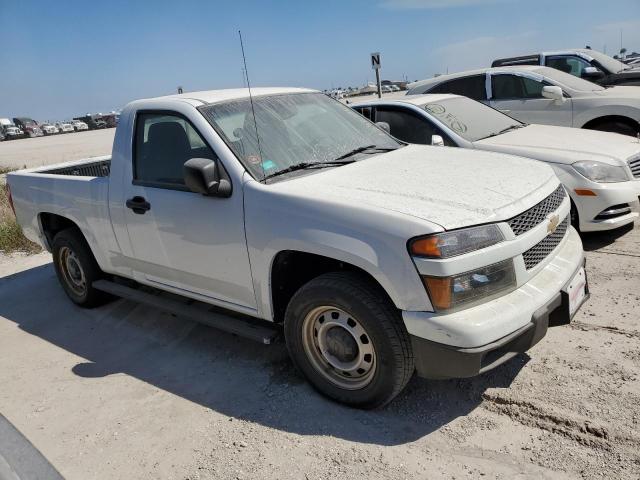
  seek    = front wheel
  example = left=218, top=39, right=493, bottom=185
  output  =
left=284, top=272, right=414, bottom=408
left=585, top=120, right=639, bottom=137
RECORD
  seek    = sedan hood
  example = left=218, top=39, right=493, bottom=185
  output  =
left=272, top=145, right=558, bottom=230
left=475, top=124, right=640, bottom=166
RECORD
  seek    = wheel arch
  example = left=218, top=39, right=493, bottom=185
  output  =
left=269, top=250, right=399, bottom=324
left=581, top=114, right=640, bottom=132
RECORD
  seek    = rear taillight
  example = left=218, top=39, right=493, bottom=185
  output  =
left=6, top=184, right=16, bottom=216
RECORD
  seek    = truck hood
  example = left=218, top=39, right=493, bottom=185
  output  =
left=272, top=144, right=558, bottom=230
left=475, top=124, right=640, bottom=166
left=589, top=85, right=640, bottom=100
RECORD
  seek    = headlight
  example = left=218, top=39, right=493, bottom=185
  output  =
left=422, top=259, right=516, bottom=312
left=409, top=224, right=504, bottom=258
left=572, top=161, right=629, bottom=183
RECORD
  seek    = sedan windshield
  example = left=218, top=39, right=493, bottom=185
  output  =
left=199, top=92, right=400, bottom=180
left=422, top=97, right=523, bottom=142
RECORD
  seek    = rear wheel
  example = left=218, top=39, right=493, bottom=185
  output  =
left=52, top=228, right=113, bottom=308
left=284, top=272, right=414, bottom=408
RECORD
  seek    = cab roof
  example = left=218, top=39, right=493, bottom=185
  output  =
left=151, top=87, right=317, bottom=106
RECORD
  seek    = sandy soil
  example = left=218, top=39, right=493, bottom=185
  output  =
left=0, top=130, right=115, bottom=170
left=0, top=222, right=638, bottom=480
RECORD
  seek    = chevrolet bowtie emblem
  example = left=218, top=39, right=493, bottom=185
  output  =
left=547, top=214, right=560, bottom=234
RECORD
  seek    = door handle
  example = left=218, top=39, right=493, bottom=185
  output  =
left=499, top=109, right=511, bottom=113
left=126, top=196, right=151, bottom=214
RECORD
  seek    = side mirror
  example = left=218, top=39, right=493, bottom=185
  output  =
left=375, top=121, right=391, bottom=133
left=431, top=134, right=445, bottom=146
left=541, top=85, right=565, bottom=104
left=582, top=66, right=605, bottom=79
left=183, top=158, right=232, bottom=197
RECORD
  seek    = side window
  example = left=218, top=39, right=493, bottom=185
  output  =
left=520, top=77, right=545, bottom=98
left=546, top=55, right=591, bottom=77
left=134, top=113, right=217, bottom=187
left=491, top=75, right=523, bottom=100
left=354, top=106, right=373, bottom=121
left=430, top=75, right=487, bottom=101
left=375, top=107, right=442, bottom=145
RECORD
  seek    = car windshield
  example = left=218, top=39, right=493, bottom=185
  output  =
left=422, top=96, right=523, bottom=142
left=539, top=67, right=605, bottom=91
left=199, top=92, right=400, bottom=180
left=583, top=50, right=629, bottom=73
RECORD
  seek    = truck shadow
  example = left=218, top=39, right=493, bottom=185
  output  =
left=580, top=222, right=634, bottom=251
left=0, top=262, right=527, bottom=447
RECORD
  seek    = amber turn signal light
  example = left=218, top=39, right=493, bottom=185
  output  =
left=410, top=237, right=442, bottom=258
left=422, top=276, right=451, bottom=310
left=574, top=189, right=597, bottom=196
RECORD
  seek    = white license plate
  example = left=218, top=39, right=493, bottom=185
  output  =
left=566, top=267, right=587, bottom=317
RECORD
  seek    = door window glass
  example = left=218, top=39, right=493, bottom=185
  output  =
left=429, top=75, right=487, bottom=101
left=134, top=113, right=216, bottom=187
left=375, top=107, right=446, bottom=145
left=546, top=55, right=591, bottom=77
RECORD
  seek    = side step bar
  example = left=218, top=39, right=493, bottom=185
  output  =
left=93, top=279, right=279, bottom=345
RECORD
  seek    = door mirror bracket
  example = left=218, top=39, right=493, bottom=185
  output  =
left=184, top=158, right=232, bottom=197
left=431, top=135, right=445, bottom=146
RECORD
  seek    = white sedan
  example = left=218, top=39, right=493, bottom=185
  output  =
left=351, top=93, right=640, bottom=232
left=406, top=66, right=640, bottom=137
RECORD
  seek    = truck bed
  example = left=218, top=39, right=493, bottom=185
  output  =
left=39, top=158, right=111, bottom=177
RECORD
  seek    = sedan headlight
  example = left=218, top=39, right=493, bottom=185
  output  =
left=572, top=161, right=629, bottom=183
left=422, top=259, right=516, bottom=312
left=409, top=224, right=504, bottom=259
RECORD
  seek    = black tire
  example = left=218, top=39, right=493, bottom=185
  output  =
left=51, top=228, right=113, bottom=308
left=284, top=271, right=414, bottom=408
left=585, top=120, right=639, bottom=137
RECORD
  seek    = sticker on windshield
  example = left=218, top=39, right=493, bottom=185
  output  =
left=425, top=104, right=468, bottom=134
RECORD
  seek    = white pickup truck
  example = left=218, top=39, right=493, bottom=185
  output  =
left=7, top=88, right=588, bottom=407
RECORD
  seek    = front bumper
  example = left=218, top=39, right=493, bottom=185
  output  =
left=574, top=181, right=640, bottom=232
left=410, top=264, right=588, bottom=378
left=403, top=226, right=587, bottom=378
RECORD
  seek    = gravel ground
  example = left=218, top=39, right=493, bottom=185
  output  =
left=0, top=223, right=638, bottom=480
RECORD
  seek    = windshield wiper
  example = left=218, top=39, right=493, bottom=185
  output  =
left=333, top=144, right=399, bottom=161
left=262, top=160, right=355, bottom=181
left=480, top=124, right=525, bottom=140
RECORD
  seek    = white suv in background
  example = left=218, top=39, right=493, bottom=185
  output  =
left=406, top=66, right=640, bottom=137
left=351, top=93, right=640, bottom=232
left=71, top=120, right=89, bottom=131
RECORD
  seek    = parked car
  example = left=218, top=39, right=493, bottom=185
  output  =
left=406, top=66, right=640, bottom=136
left=13, top=117, right=43, bottom=137
left=56, top=122, right=75, bottom=133
left=491, top=49, right=640, bottom=87
left=7, top=88, right=588, bottom=407
left=71, top=120, right=89, bottom=132
left=351, top=93, right=640, bottom=232
left=40, top=123, right=59, bottom=135
left=2, top=124, right=24, bottom=140
left=73, top=115, right=107, bottom=130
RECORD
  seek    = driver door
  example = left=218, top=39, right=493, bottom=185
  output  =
left=488, top=73, right=573, bottom=126
left=122, top=111, right=256, bottom=312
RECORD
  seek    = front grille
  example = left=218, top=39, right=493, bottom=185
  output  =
left=522, top=216, right=569, bottom=270
left=508, top=185, right=566, bottom=236
left=628, top=156, right=640, bottom=179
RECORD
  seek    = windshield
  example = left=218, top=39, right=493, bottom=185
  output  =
left=583, top=50, right=628, bottom=73
left=540, top=67, right=605, bottom=91
left=199, top=92, right=400, bottom=179
left=422, top=97, right=522, bottom=142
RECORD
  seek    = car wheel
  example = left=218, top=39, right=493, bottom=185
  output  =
left=586, top=120, right=639, bottom=137
left=284, top=271, right=414, bottom=408
left=52, top=228, right=113, bottom=308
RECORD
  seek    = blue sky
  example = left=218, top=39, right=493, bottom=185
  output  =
left=1, top=0, right=639, bottom=120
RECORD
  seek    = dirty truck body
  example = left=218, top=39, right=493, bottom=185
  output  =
left=7, top=88, right=587, bottom=407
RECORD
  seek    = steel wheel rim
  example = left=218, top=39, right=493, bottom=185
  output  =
left=301, top=306, right=376, bottom=390
left=58, top=246, right=86, bottom=296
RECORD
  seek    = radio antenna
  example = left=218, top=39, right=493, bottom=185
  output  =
left=238, top=30, right=266, bottom=181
